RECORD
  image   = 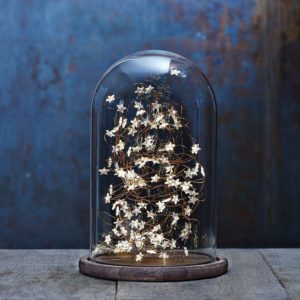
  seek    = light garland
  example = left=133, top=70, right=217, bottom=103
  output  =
left=93, top=75, right=206, bottom=261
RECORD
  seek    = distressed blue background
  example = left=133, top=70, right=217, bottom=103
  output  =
left=0, top=0, right=299, bottom=248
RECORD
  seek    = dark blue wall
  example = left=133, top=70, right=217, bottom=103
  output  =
left=0, top=0, right=299, bottom=248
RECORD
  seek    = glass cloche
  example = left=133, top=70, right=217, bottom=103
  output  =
left=80, top=50, right=227, bottom=281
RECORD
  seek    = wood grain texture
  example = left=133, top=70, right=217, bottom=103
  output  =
left=0, top=250, right=115, bottom=300
left=260, top=249, right=300, bottom=300
left=1, top=249, right=296, bottom=299
left=79, top=255, right=228, bottom=281
left=116, top=249, right=289, bottom=300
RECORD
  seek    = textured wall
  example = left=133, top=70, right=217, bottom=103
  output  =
left=0, top=0, right=299, bottom=248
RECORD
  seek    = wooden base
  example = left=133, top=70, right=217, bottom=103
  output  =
left=93, top=252, right=212, bottom=267
left=79, top=254, right=228, bottom=281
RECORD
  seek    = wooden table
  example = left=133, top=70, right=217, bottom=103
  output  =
left=0, top=249, right=299, bottom=299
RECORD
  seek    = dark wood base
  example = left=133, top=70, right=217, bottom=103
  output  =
left=79, top=255, right=228, bottom=281
left=93, top=252, right=212, bottom=267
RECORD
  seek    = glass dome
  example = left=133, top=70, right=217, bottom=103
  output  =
left=90, top=50, right=217, bottom=267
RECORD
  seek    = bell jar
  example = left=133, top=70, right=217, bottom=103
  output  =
left=79, top=50, right=228, bottom=281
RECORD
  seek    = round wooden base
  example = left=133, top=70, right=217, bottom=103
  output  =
left=79, top=255, right=228, bottom=281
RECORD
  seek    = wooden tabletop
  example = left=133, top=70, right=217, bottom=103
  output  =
left=0, top=249, right=299, bottom=299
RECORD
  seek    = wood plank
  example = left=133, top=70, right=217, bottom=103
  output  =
left=1, top=249, right=296, bottom=299
left=0, top=250, right=115, bottom=299
left=259, top=249, right=300, bottom=300
left=116, top=249, right=289, bottom=300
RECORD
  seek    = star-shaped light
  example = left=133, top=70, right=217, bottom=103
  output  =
left=181, top=181, right=193, bottom=193
left=104, top=193, right=111, bottom=203
left=143, top=135, right=155, bottom=150
left=152, top=101, right=162, bottom=111
left=170, top=69, right=180, bottom=76
left=138, top=202, right=147, bottom=209
left=191, top=143, right=201, bottom=154
left=112, top=140, right=125, bottom=153
left=145, top=85, right=154, bottom=94
left=136, top=252, right=144, bottom=261
left=141, top=117, right=150, bottom=126
left=107, top=157, right=112, bottom=167
left=99, top=168, right=109, bottom=175
left=172, top=195, right=180, bottom=204
left=135, top=87, right=144, bottom=94
left=122, top=118, right=127, bottom=128
left=165, top=142, right=175, bottom=152
left=116, top=101, right=126, bottom=113
left=157, top=201, right=166, bottom=213
left=130, top=219, right=140, bottom=229
left=165, top=165, right=174, bottom=174
left=184, top=206, right=192, bottom=216
left=132, top=207, right=141, bottom=215
left=114, top=219, right=123, bottom=228
left=128, top=127, right=137, bottom=136
left=155, top=233, right=164, bottom=243
left=151, top=174, right=160, bottom=182
left=104, top=235, right=111, bottom=244
left=105, top=129, right=115, bottom=137
left=112, top=228, right=120, bottom=237
left=105, top=94, right=115, bottom=103
left=134, top=101, right=144, bottom=110
left=136, top=109, right=146, bottom=116
left=124, top=209, right=133, bottom=219
left=120, top=226, right=127, bottom=236
left=170, top=239, right=176, bottom=249
left=171, top=213, right=179, bottom=226
left=147, top=210, right=155, bottom=219
left=152, top=225, right=161, bottom=232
